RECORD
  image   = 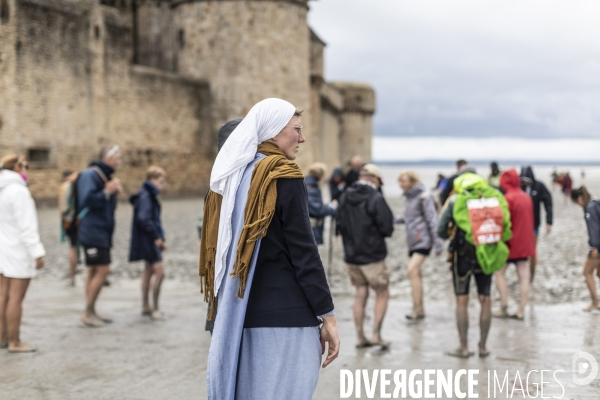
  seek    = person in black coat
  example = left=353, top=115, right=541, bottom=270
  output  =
left=520, top=165, right=553, bottom=282
left=336, top=163, right=394, bottom=348
left=439, top=159, right=467, bottom=206
left=343, top=155, right=364, bottom=189
left=305, top=163, right=337, bottom=245
left=129, top=166, right=167, bottom=320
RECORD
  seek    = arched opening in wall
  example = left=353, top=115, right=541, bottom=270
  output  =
left=0, top=0, right=9, bottom=24
left=94, top=26, right=100, bottom=39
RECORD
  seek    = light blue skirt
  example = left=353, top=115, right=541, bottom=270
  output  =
left=235, top=326, right=321, bottom=400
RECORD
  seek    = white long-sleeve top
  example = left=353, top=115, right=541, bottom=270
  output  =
left=0, top=170, right=46, bottom=278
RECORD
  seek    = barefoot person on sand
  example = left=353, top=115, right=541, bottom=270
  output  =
left=494, top=169, right=536, bottom=321
left=438, top=171, right=512, bottom=358
left=77, top=146, right=122, bottom=327
left=395, top=171, right=443, bottom=320
left=0, top=155, right=46, bottom=352
left=570, top=186, right=600, bottom=312
left=337, top=163, right=394, bottom=349
left=129, top=166, right=167, bottom=320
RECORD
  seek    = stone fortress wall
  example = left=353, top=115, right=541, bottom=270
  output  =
left=0, top=0, right=375, bottom=201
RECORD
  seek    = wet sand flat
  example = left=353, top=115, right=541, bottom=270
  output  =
left=1, top=282, right=600, bottom=399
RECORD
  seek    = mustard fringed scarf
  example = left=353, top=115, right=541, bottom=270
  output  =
left=199, top=142, right=305, bottom=319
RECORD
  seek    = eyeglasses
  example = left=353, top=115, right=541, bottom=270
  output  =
left=18, top=162, right=29, bottom=170
left=285, top=125, right=303, bottom=136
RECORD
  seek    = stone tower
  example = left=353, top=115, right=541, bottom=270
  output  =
left=171, top=0, right=313, bottom=163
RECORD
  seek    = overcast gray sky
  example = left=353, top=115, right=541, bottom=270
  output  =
left=308, top=0, right=600, bottom=161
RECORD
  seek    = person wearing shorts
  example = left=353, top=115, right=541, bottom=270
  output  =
left=395, top=171, right=444, bottom=320
left=438, top=171, right=511, bottom=359
left=337, top=164, right=394, bottom=349
left=494, top=170, right=536, bottom=321
left=129, top=167, right=167, bottom=320
left=571, top=186, right=600, bottom=312
left=77, top=146, right=122, bottom=327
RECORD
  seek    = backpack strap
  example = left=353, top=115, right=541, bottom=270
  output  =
left=76, top=166, right=110, bottom=221
left=90, top=166, right=109, bottom=183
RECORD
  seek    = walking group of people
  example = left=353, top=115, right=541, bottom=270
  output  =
left=0, top=147, right=169, bottom=352
left=326, top=156, right=600, bottom=363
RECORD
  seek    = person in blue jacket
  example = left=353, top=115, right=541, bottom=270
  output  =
left=129, top=166, right=167, bottom=320
left=305, top=162, right=337, bottom=245
left=77, top=145, right=122, bottom=327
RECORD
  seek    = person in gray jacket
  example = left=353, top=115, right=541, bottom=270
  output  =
left=395, top=171, right=443, bottom=320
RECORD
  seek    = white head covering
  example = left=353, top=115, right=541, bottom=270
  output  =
left=210, top=98, right=296, bottom=295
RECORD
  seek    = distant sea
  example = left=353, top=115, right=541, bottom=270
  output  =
left=377, top=163, right=600, bottom=198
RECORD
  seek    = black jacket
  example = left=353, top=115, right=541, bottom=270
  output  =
left=336, top=182, right=394, bottom=265
left=244, top=178, right=334, bottom=328
left=520, top=166, right=553, bottom=229
left=344, top=168, right=360, bottom=188
left=584, top=200, right=600, bottom=250
left=129, top=181, right=164, bottom=263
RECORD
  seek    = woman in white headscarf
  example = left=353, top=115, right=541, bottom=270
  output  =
left=200, top=98, right=340, bottom=400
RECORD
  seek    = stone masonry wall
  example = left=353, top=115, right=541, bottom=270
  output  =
left=0, top=0, right=212, bottom=202
left=173, top=0, right=314, bottom=169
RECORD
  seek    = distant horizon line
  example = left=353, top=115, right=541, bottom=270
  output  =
left=374, top=159, right=600, bottom=167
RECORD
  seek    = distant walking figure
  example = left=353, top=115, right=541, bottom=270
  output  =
left=305, top=163, right=337, bottom=245
left=395, top=171, right=443, bottom=320
left=0, top=155, right=46, bottom=353
left=571, top=186, right=600, bottom=312
left=77, top=146, right=123, bottom=327
left=494, top=170, right=536, bottom=320
left=129, top=166, right=167, bottom=320
left=520, top=166, right=553, bottom=283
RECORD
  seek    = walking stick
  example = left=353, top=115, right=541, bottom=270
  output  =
left=327, top=218, right=334, bottom=280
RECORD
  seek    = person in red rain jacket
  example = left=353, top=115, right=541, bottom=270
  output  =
left=494, top=169, right=536, bottom=320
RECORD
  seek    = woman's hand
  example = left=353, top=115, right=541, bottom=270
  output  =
left=320, top=315, right=340, bottom=368
left=35, top=257, right=44, bottom=270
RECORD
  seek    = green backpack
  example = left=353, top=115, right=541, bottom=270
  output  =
left=452, top=173, right=512, bottom=275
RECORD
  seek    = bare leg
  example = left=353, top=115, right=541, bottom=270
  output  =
left=406, top=253, right=427, bottom=317
left=478, top=295, right=492, bottom=356
left=83, top=265, right=110, bottom=325
left=583, top=258, right=599, bottom=311
left=352, top=285, right=369, bottom=346
left=151, top=262, right=165, bottom=319
left=141, top=262, right=152, bottom=315
left=371, top=287, right=389, bottom=346
left=0, top=275, right=9, bottom=347
left=530, top=235, right=538, bottom=283
left=494, top=264, right=509, bottom=317
left=69, top=246, right=78, bottom=286
left=515, top=260, right=530, bottom=318
left=449, top=294, right=471, bottom=357
left=7, top=278, right=34, bottom=351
